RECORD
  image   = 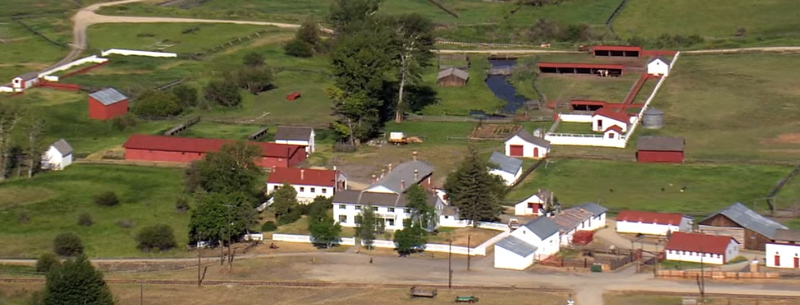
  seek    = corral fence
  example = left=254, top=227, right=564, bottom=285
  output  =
left=656, top=270, right=781, bottom=280
left=12, top=18, right=68, bottom=49
left=184, top=28, right=280, bottom=60
left=605, top=0, right=631, bottom=33
left=164, top=116, right=201, bottom=136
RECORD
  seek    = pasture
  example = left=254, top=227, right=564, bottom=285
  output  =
left=86, top=23, right=279, bottom=53
left=605, top=293, right=796, bottom=305
left=0, top=164, right=190, bottom=258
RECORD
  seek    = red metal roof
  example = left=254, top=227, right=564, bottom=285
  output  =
left=539, top=62, right=625, bottom=70
left=592, top=45, right=642, bottom=52
left=123, top=134, right=303, bottom=158
left=604, top=125, right=623, bottom=133
left=617, top=210, right=684, bottom=226
left=570, top=100, right=608, bottom=106
left=593, top=107, right=630, bottom=123
left=267, top=167, right=337, bottom=187
left=665, top=232, right=736, bottom=255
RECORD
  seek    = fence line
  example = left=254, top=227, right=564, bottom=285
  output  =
left=186, top=28, right=277, bottom=60
left=405, top=114, right=552, bottom=123
left=623, top=51, right=681, bottom=147
left=12, top=19, right=68, bottom=49
left=765, top=163, right=800, bottom=213
left=426, top=0, right=459, bottom=18
left=605, top=0, right=631, bottom=33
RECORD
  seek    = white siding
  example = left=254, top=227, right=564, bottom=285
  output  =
left=275, top=130, right=315, bottom=154
left=266, top=183, right=334, bottom=203
left=489, top=168, right=521, bottom=186
left=511, top=227, right=559, bottom=259
left=514, top=194, right=545, bottom=216
left=664, top=240, right=738, bottom=265
left=333, top=203, right=411, bottom=230
left=617, top=217, right=691, bottom=236
left=766, top=243, right=800, bottom=269
left=504, top=135, right=549, bottom=159
left=494, top=245, right=535, bottom=270
left=592, top=116, right=629, bottom=132
left=647, top=59, right=670, bottom=77
left=41, top=146, right=72, bottom=170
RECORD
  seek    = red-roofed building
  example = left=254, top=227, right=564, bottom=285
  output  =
left=266, top=167, right=348, bottom=203
left=122, top=134, right=306, bottom=168
left=665, top=232, right=739, bottom=265
left=593, top=108, right=631, bottom=133
left=538, top=62, right=624, bottom=76
left=592, top=45, right=642, bottom=57
left=616, top=210, right=692, bottom=236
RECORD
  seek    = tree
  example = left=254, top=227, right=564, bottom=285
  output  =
left=443, top=147, right=505, bottom=225
left=131, top=90, right=183, bottom=117
left=0, top=105, right=24, bottom=180
left=393, top=221, right=427, bottom=255
left=243, top=51, right=265, bottom=67
left=307, top=196, right=333, bottom=222
left=188, top=192, right=257, bottom=266
left=53, top=233, right=84, bottom=257
left=405, top=184, right=436, bottom=229
left=36, top=253, right=61, bottom=273
left=94, top=191, right=120, bottom=206
left=390, top=13, right=434, bottom=123
left=327, top=87, right=382, bottom=145
left=297, top=18, right=321, bottom=49
left=43, top=255, right=114, bottom=305
left=192, top=141, right=262, bottom=195
left=136, top=224, right=178, bottom=252
left=23, top=114, right=46, bottom=178
left=233, top=66, right=274, bottom=94
left=328, top=0, right=382, bottom=33
left=284, top=38, right=314, bottom=58
left=204, top=79, right=242, bottom=107
left=355, top=204, right=382, bottom=249
left=172, top=84, right=198, bottom=108
left=310, top=216, right=342, bottom=248
left=272, top=182, right=301, bottom=224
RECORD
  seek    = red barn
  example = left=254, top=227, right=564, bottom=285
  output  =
left=89, top=88, right=129, bottom=120
left=122, top=134, right=306, bottom=168
left=636, top=136, right=685, bottom=163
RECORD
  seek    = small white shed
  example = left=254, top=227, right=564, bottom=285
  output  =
left=647, top=57, right=671, bottom=77
left=275, top=126, right=315, bottom=155
left=494, top=235, right=537, bottom=270
left=42, top=139, right=74, bottom=170
left=505, top=129, right=551, bottom=159
left=488, top=151, right=523, bottom=185
left=514, top=189, right=553, bottom=216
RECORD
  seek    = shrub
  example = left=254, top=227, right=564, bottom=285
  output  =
left=77, top=213, right=94, bottom=227
left=261, top=221, right=278, bottom=232
left=243, top=51, right=265, bottom=67
left=172, top=84, right=198, bottom=108
left=175, top=197, right=190, bottom=213
left=112, top=114, right=138, bottom=131
left=131, top=90, right=183, bottom=117
left=277, top=209, right=302, bottom=225
left=53, top=233, right=84, bottom=257
left=94, top=191, right=120, bottom=206
left=136, top=224, right=178, bottom=252
left=35, top=253, right=61, bottom=273
left=204, top=79, right=242, bottom=107
left=18, top=212, right=30, bottom=224
left=284, top=38, right=314, bottom=58
left=116, top=219, right=135, bottom=229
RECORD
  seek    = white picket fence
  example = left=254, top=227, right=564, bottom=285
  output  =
left=101, top=49, right=178, bottom=58
left=623, top=51, right=681, bottom=146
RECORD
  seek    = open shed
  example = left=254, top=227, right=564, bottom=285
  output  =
left=538, top=62, right=624, bottom=76
left=592, top=45, right=642, bottom=57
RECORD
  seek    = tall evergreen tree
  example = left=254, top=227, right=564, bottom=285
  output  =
left=43, top=255, right=114, bottom=305
left=443, top=147, right=505, bottom=225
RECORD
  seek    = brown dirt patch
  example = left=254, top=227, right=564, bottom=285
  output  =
left=469, top=124, right=522, bottom=140
left=765, top=133, right=800, bottom=145
left=430, top=227, right=501, bottom=247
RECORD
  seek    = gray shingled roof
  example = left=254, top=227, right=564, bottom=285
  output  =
left=437, top=67, right=469, bottom=81
left=89, top=88, right=128, bottom=106
left=332, top=189, right=437, bottom=208
left=701, top=202, right=787, bottom=239
left=552, top=208, right=595, bottom=232
left=496, top=235, right=538, bottom=257
left=652, top=56, right=672, bottom=65
left=637, top=136, right=685, bottom=152
left=51, top=139, right=73, bottom=156
left=488, top=151, right=523, bottom=175
left=370, top=160, right=434, bottom=194
left=275, top=126, right=313, bottom=141
left=576, top=202, right=607, bottom=217
left=507, top=129, right=551, bottom=148
left=774, top=229, right=800, bottom=242
left=523, top=217, right=560, bottom=239
left=15, top=71, right=39, bottom=81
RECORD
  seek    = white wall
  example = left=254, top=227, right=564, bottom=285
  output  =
left=617, top=222, right=678, bottom=236
left=0, top=86, right=13, bottom=92
left=511, top=227, right=560, bottom=258
left=592, top=116, right=629, bottom=132
left=494, top=245, right=535, bottom=270
left=505, top=136, right=549, bottom=159
left=514, top=194, right=544, bottom=216
left=439, top=214, right=470, bottom=228
left=544, top=133, right=627, bottom=148
left=765, top=243, right=800, bottom=268
left=334, top=203, right=411, bottom=230
left=665, top=240, right=738, bottom=265
left=38, top=55, right=108, bottom=78
left=101, top=49, right=178, bottom=58
left=275, top=135, right=314, bottom=154
left=489, top=168, right=520, bottom=186
left=41, top=146, right=71, bottom=170
left=648, top=60, right=669, bottom=77
left=272, top=233, right=491, bottom=256
left=559, top=114, right=593, bottom=123
left=267, top=183, right=334, bottom=203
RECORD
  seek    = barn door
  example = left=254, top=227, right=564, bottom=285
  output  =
left=774, top=254, right=781, bottom=267
left=510, top=145, right=523, bottom=157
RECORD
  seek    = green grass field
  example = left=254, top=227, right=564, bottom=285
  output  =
left=537, top=74, right=638, bottom=103
left=179, top=121, right=263, bottom=140
left=0, top=164, right=189, bottom=258
left=86, top=23, right=277, bottom=53
left=507, top=159, right=791, bottom=216
left=641, top=53, right=800, bottom=162
left=421, top=58, right=505, bottom=115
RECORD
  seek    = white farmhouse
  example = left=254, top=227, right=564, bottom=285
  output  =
left=647, top=57, right=671, bottom=77
left=616, top=210, right=692, bottom=236
left=41, top=139, right=74, bottom=170
left=514, top=189, right=553, bottom=216
left=274, top=126, right=315, bottom=155
left=488, top=151, right=523, bottom=186
left=438, top=205, right=471, bottom=228
left=505, top=129, right=550, bottom=159
left=364, top=154, right=434, bottom=194
left=592, top=108, right=631, bottom=133
left=11, top=72, right=40, bottom=92
left=551, top=203, right=607, bottom=246
left=332, top=189, right=444, bottom=230
left=494, top=216, right=560, bottom=270
left=267, top=167, right=347, bottom=203
left=665, top=232, right=739, bottom=265
left=766, top=229, right=800, bottom=269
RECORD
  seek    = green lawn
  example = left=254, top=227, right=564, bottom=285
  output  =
left=179, top=121, right=263, bottom=140
left=86, top=23, right=278, bottom=53
left=420, top=57, right=505, bottom=115
left=507, top=159, right=791, bottom=216
left=642, top=53, right=800, bottom=162
left=0, top=164, right=189, bottom=258
left=537, top=73, right=640, bottom=104
left=555, top=122, right=594, bottom=134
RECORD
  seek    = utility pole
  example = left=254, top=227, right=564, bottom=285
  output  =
left=197, top=233, right=202, bottom=287
left=467, top=234, right=471, bottom=271
left=140, top=281, right=144, bottom=305
left=697, top=246, right=705, bottom=300
left=448, top=239, right=453, bottom=289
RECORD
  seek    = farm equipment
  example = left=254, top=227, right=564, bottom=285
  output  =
left=455, top=296, right=479, bottom=303
left=389, top=132, right=424, bottom=145
left=410, top=286, right=437, bottom=298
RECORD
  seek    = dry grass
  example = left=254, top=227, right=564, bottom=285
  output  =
left=429, top=227, right=501, bottom=247
left=604, top=292, right=799, bottom=305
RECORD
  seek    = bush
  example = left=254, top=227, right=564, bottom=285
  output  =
left=36, top=253, right=60, bottom=273
left=277, top=209, right=302, bottom=225
left=204, top=79, right=242, bottom=107
left=172, top=84, right=198, bottom=108
left=131, top=90, right=183, bottom=117
left=243, top=51, right=265, bottom=67
left=233, top=67, right=274, bottom=95
left=112, top=114, right=138, bottom=131
left=18, top=212, right=30, bottom=224
left=175, top=197, right=190, bottom=213
left=77, top=213, right=94, bottom=227
left=261, top=221, right=278, bottom=232
left=53, top=233, right=84, bottom=257
left=284, top=38, right=314, bottom=57
left=136, top=224, right=178, bottom=252
left=116, top=219, right=135, bottom=229
left=94, top=191, right=119, bottom=206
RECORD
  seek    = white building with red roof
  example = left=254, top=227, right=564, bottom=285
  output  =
left=267, top=167, right=347, bottom=203
left=615, top=210, right=692, bottom=236
left=592, top=108, right=632, bottom=133
left=665, top=232, right=739, bottom=265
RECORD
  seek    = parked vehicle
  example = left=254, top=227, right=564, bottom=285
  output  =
left=455, top=296, right=479, bottom=303
left=508, top=218, right=520, bottom=229
left=410, top=286, right=437, bottom=298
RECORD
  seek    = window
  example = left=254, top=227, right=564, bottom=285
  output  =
left=388, top=208, right=395, bottom=213
left=387, top=219, right=395, bottom=226
left=372, top=207, right=378, bottom=212
left=273, top=186, right=279, bottom=190
left=404, top=208, right=411, bottom=214
left=356, top=205, right=362, bottom=210
left=607, top=132, right=614, bottom=139
left=444, top=216, right=449, bottom=219
left=310, top=187, right=316, bottom=193
left=322, top=188, right=327, bottom=194
left=339, top=215, right=347, bottom=223
left=299, top=187, right=305, bottom=192
left=339, top=204, right=346, bottom=210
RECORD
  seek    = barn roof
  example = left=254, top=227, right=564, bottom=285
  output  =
left=89, top=88, right=128, bottom=106
left=700, top=202, right=787, bottom=239
left=122, top=134, right=303, bottom=158
left=437, top=67, right=469, bottom=81
left=488, top=151, right=523, bottom=175
left=665, top=232, right=737, bottom=255
left=506, top=129, right=551, bottom=148
left=552, top=208, right=595, bottom=232
left=651, top=57, right=672, bottom=65
left=617, top=210, right=685, bottom=226
left=332, top=189, right=437, bottom=208
left=604, top=125, right=624, bottom=133
left=496, top=235, right=538, bottom=257
left=774, top=229, right=800, bottom=242
left=275, top=126, right=314, bottom=141
left=267, top=167, right=338, bottom=187
left=15, top=71, right=39, bottom=81
left=593, top=108, right=630, bottom=124
left=576, top=202, right=607, bottom=216
left=523, top=216, right=560, bottom=239
left=637, top=136, right=685, bottom=152
left=51, top=139, right=73, bottom=156
left=369, top=160, right=434, bottom=194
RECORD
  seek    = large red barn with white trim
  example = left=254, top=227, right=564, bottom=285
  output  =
left=122, top=134, right=306, bottom=168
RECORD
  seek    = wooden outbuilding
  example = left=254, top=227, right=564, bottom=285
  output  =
left=699, top=202, right=788, bottom=251
left=636, top=136, right=685, bottom=163
left=592, top=45, right=642, bottom=57
left=437, top=67, right=469, bottom=87
left=89, top=88, right=129, bottom=120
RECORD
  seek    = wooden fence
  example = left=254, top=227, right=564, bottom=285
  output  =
left=426, top=0, right=459, bottom=18
left=405, top=114, right=552, bottom=123
left=164, top=116, right=201, bottom=136
left=765, top=162, right=800, bottom=213
left=605, top=0, right=631, bottom=32
left=656, top=270, right=781, bottom=280
left=186, top=28, right=277, bottom=60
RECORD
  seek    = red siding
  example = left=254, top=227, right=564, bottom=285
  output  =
left=124, top=145, right=306, bottom=168
left=637, top=150, right=684, bottom=163
left=89, top=97, right=129, bottom=120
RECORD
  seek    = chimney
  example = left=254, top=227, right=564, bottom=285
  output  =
left=372, top=174, right=377, bottom=183
left=388, top=163, right=393, bottom=172
left=381, top=168, right=386, bottom=178
left=301, top=169, right=305, bottom=181
left=413, top=151, right=418, bottom=161
left=414, top=169, right=419, bottom=181
left=401, top=180, right=405, bottom=190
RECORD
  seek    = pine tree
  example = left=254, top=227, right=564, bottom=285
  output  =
left=43, top=255, right=114, bottom=305
left=443, top=147, right=504, bottom=225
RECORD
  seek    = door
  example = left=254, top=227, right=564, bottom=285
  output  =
left=794, top=256, right=799, bottom=268
left=597, top=119, right=603, bottom=130
left=510, top=145, right=523, bottom=157
left=533, top=147, right=539, bottom=157
left=774, top=254, right=780, bottom=267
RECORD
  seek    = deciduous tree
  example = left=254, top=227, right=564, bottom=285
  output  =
left=405, top=184, right=437, bottom=229
left=272, top=182, right=301, bottom=224
left=443, top=147, right=505, bottom=225
left=204, top=79, right=242, bottom=107
left=131, top=90, right=183, bottom=117
left=393, top=221, right=427, bottom=255
left=43, top=255, right=114, bottom=305
left=328, top=0, right=382, bottom=33
left=234, top=66, right=274, bottom=95
left=192, top=141, right=262, bottom=195
left=284, top=38, right=314, bottom=58
left=136, top=224, right=178, bottom=252
left=0, top=105, right=24, bottom=180
left=296, top=17, right=321, bottom=49
left=172, top=84, right=198, bottom=108
left=310, top=216, right=342, bottom=248
left=390, top=13, right=434, bottom=123
left=188, top=192, right=257, bottom=266
left=243, top=51, right=265, bottom=67
left=355, top=204, right=382, bottom=249
left=23, top=114, right=46, bottom=178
